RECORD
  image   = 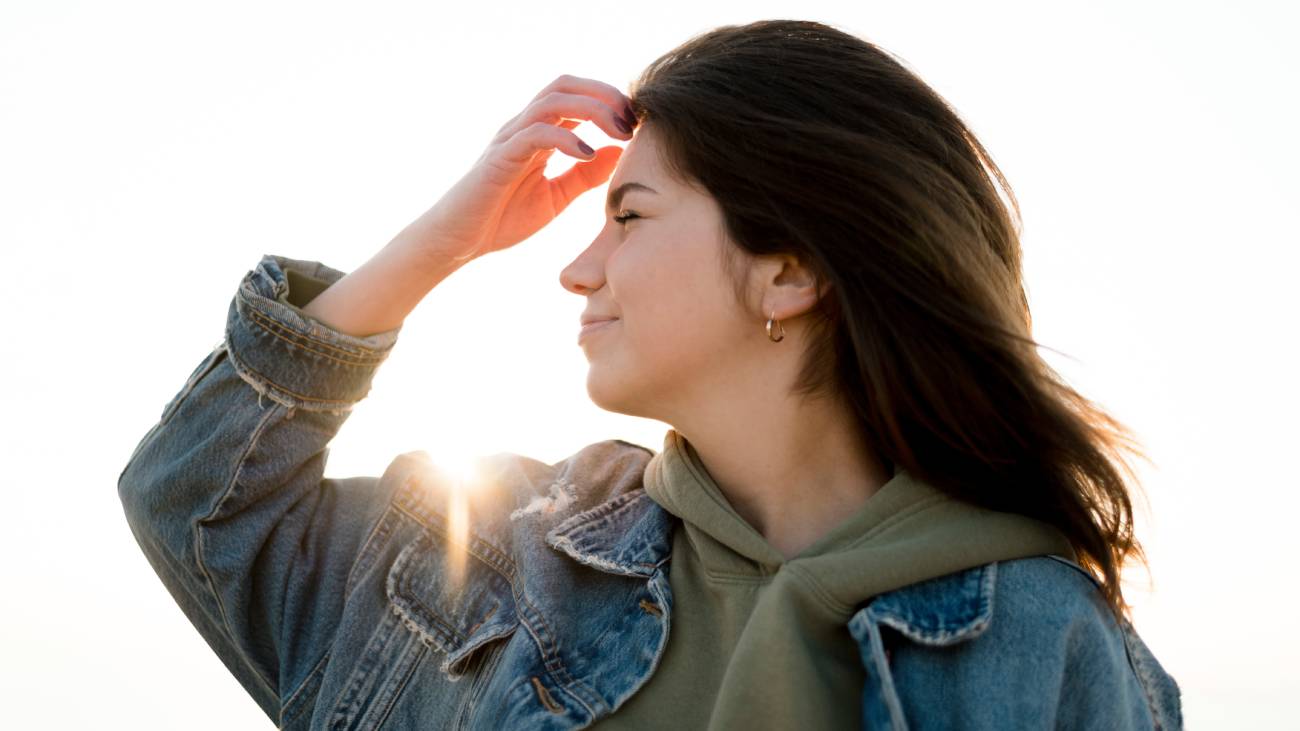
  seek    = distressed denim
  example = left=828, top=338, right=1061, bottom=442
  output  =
left=118, top=254, right=1183, bottom=730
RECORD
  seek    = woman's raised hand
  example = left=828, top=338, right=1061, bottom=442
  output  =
left=419, top=74, right=636, bottom=262
left=298, top=75, right=633, bottom=338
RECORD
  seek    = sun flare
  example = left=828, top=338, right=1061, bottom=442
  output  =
left=440, top=453, right=481, bottom=589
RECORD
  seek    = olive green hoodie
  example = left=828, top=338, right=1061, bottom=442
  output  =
left=594, top=429, right=1075, bottom=730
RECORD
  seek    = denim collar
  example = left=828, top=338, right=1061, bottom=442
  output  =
left=544, top=485, right=1079, bottom=644
left=857, top=560, right=998, bottom=645
left=545, top=489, right=674, bottom=579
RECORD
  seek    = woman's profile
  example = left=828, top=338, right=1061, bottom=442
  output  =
left=119, top=18, right=1182, bottom=730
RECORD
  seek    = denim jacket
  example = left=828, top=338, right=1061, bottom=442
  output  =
left=118, top=254, right=1183, bottom=730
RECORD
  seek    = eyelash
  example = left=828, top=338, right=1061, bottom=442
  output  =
left=613, top=211, right=640, bottom=225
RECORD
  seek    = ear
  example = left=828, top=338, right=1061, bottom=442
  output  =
left=757, top=254, right=829, bottom=320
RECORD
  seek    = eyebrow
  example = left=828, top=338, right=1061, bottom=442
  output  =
left=606, top=182, right=658, bottom=211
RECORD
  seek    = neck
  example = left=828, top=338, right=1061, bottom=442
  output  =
left=673, top=390, right=891, bottom=560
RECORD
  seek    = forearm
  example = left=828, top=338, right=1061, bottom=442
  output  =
left=300, top=208, right=470, bottom=337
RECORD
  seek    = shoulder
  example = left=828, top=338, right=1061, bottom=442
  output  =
left=856, top=556, right=1103, bottom=646
left=378, top=438, right=656, bottom=544
left=860, top=555, right=1126, bottom=649
left=851, top=556, right=1182, bottom=729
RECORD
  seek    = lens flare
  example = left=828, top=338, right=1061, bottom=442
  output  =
left=441, top=454, right=480, bottom=589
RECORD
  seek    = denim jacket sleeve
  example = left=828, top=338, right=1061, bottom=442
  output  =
left=117, top=254, right=402, bottom=724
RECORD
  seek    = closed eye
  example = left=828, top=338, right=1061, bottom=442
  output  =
left=613, top=211, right=640, bottom=225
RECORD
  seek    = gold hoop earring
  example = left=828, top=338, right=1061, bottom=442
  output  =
left=766, top=309, right=785, bottom=342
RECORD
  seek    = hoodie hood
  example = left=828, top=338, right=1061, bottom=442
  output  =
left=637, top=428, right=1075, bottom=729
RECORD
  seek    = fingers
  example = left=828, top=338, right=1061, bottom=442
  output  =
left=532, top=73, right=633, bottom=126
left=549, top=145, right=623, bottom=211
left=495, top=74, right=635, bottom=146
left=495, top=121, right=604, bottom=169
left=498, top=91, right=634, bottom=149
left=481, top=74, right=635, bottom=191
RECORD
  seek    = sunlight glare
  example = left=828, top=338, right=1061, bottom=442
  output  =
left=439, top=451, right=481, bottom=589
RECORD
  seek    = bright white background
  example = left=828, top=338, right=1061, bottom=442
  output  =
left=2, top=1, right=1296, bottom=728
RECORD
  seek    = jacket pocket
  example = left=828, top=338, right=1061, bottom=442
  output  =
left=386, top=530, right=519, bottom=680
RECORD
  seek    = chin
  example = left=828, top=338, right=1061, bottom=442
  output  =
left=585, top=365, right=642, bottom=418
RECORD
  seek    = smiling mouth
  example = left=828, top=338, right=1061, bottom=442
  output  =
left=578, top=318, right=619, bottom=343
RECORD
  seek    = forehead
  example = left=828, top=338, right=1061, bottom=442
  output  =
left=608, top=128, right=663, bottom=189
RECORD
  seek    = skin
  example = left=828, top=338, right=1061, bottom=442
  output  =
left=301, top=74, right=891, bottom=560
left=559, top=124, right=891, bottom=560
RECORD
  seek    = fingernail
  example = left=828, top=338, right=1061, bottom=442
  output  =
left=623, top=104, right=636, bottom=125
left=613, top=115, right=632, bottom=134
left=578, top=141, right=595, bottom=156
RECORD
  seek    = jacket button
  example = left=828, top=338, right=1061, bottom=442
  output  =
left=639, top=598, right=663, bottom=617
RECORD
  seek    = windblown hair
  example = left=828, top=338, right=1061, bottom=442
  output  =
left=626, top=19, right=1150, bottom=623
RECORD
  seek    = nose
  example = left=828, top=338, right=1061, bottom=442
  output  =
left=559, top=233, right=609, bottom=296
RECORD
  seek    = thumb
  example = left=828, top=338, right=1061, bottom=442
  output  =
left=549, top=145, right=624, bottom=211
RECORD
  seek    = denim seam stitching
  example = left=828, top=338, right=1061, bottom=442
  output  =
left=280, top=650, right=332, bottom=727
left=550, top=489, right=646, bottom=535
left=391, top=499, right=516, bottom=582
left=1118, top=618, right=1166, bottom=730
left=863, top=612, right=909, bottom=730
left=384, top=520, right=519, bottom=682
left=159, top=343, right=226, bottom=425
left=365, top=641, right=428, bottom=730
left=548, top=491, right=662, bottom=576
left=454, top=632, right=510, bottom=730
left=515, top=590, right=603, bottom=717
left=871, top=563, right=996, bottom=645
left=227, top=348, right=364, bottom=407
left=327, top=607, right=405, bottom=729
left=244, top=304, right=388, bottom=364
left=397, top=540, right=489, bottom=650
left=390, top=473, right=517, bottom=577
left=193, top=401, right=282, bottom=701
left=344, top=504, right=401, bottom=598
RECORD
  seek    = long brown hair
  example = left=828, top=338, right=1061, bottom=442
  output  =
left=626, top=19, right=1150, bottom=623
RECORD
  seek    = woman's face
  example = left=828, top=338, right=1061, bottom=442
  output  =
left=559, top=125, right=763, bottom=424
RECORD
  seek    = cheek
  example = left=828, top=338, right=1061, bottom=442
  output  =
left=615, top=261, right=734, bottom=364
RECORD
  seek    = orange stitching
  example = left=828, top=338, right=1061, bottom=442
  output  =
left=246, top=308, right=386, bottom=366
left=639, top=598, right=662, bottom=616
left=531, top=676, right=563, bottom=714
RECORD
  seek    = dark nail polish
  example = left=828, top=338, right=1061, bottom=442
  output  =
left=613, top=115, right=632, bottom=134
left=623, top=104, right=636, bottom=125
left=578, top=141, right=595, bottom=156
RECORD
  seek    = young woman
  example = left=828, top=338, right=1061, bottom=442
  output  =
left=119, top=19, right=1183, bottom=730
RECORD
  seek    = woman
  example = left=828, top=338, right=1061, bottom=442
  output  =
left=119, top=19, right=1182, bottom=730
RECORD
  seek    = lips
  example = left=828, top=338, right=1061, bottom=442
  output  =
left=578, top=318, right=619, bottom=343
